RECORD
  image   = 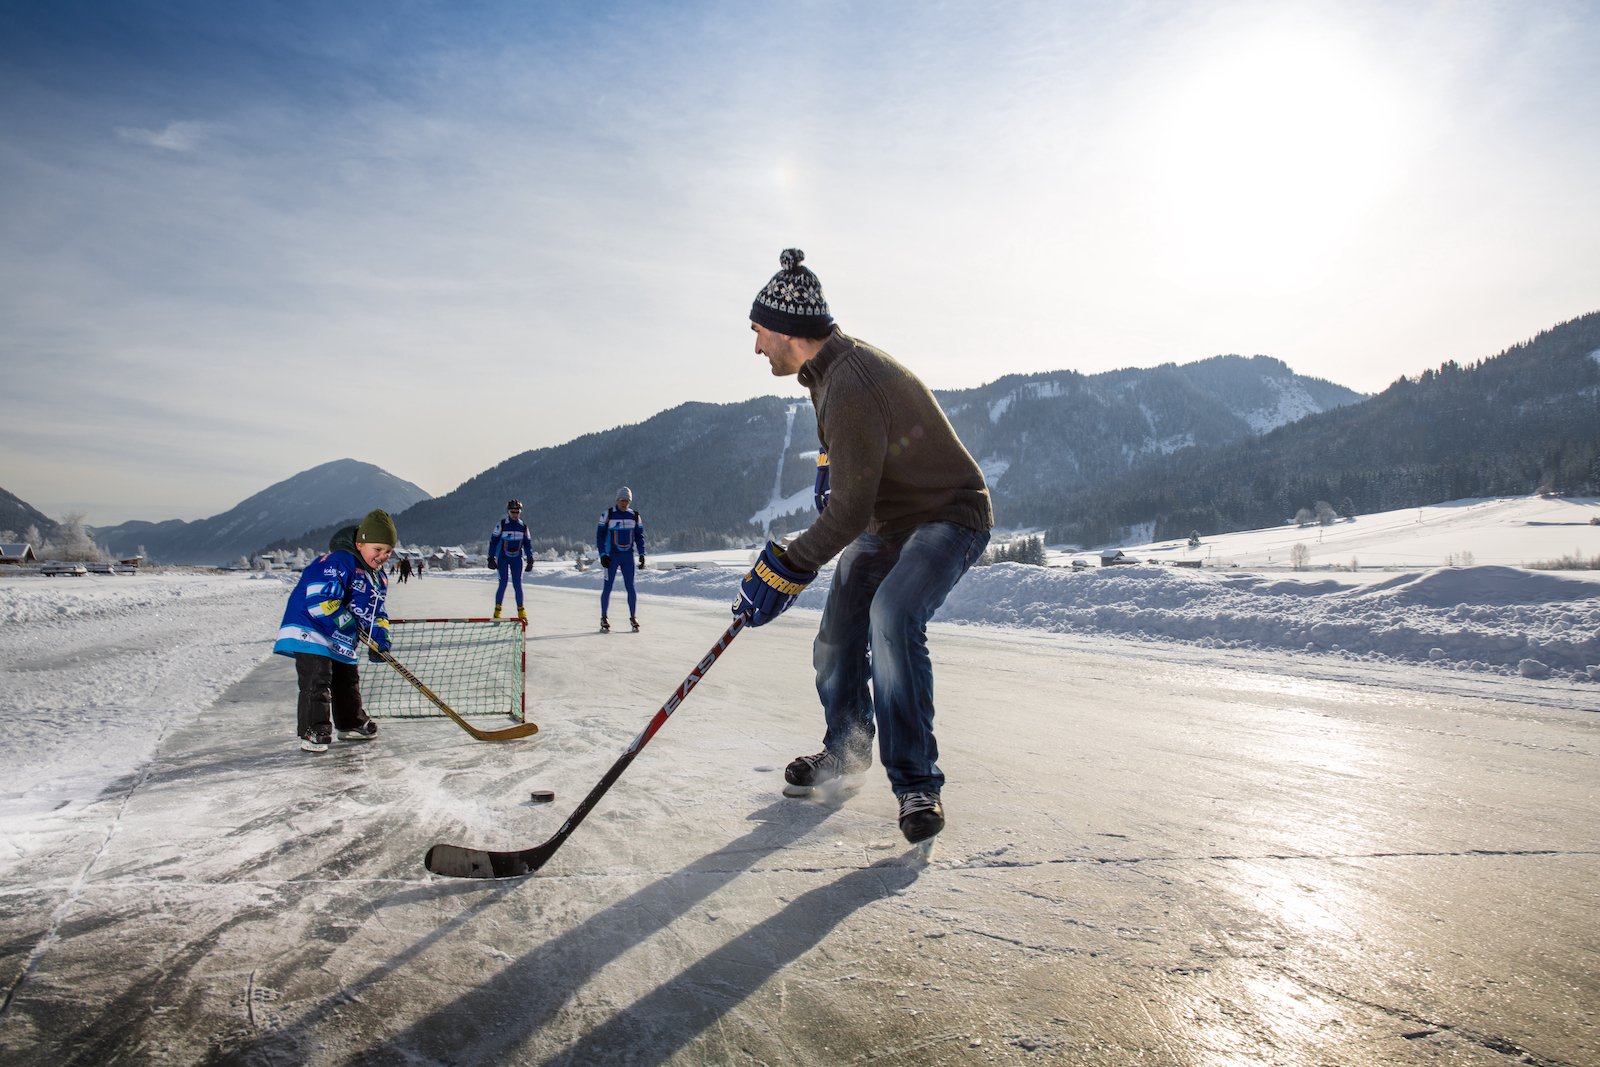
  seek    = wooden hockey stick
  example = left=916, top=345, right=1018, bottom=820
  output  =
left=362, top=633, right=539, bottom=741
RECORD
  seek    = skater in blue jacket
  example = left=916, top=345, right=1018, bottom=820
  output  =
left=273, top=509, right=396, bottom=752
left=487, top=499, right=534, bottom=621
left=595, top=486, right=646, bottom=632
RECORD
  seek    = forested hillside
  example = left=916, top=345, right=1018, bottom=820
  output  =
left=1046, top=312, right=1600, bottom=546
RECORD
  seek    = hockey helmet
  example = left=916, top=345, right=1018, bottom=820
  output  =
left=507, top=499, right=523, bottom=511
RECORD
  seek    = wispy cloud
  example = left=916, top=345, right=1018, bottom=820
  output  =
left=114, top=120, right=214, bottom=152
left=2, top=1, right=1598, bottom=524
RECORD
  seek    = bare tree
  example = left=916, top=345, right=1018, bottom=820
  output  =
left=1290, top=543, right=1311, bottom=570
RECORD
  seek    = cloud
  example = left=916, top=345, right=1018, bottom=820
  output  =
left=115, top=120, right=213, bottom=152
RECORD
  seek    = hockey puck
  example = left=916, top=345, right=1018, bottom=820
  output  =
left=530, top=789, right=556, bottom=803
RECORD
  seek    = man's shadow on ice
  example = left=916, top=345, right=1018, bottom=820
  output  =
left=335, top=800, right=924, bottom=1067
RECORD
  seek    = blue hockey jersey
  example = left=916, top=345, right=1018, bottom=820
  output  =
left=272, top=535, right=390, bottom=664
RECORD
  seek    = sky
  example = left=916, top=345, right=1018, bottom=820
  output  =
left=3, top=0, right=1598, bottom=525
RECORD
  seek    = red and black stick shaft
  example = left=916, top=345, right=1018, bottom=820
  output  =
left=425, top=613, right=747, bottom=878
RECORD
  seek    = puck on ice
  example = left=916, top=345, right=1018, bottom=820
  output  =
left=530, top=789, right=556, bottom=803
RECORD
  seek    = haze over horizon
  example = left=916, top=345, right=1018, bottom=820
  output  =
left=4, top=1, right=1598, bottom=525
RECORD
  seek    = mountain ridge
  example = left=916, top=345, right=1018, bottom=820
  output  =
left=91, top=459, right=431, bottom=565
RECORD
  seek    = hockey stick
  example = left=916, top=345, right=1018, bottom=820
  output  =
left=361, top=633, right=540, bottom=742
left=425, top=613, right=746, bottom=878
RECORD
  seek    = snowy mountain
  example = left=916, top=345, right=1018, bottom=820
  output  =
left=92, top=459, right=431, bottom=565
left=321, top=355, right=1361, bottom=556
left=935, top=354, right=1363, bottom=527
left=0, top=486, right=57, bottom=542
left=1046, top=311, right=1600, bottom=546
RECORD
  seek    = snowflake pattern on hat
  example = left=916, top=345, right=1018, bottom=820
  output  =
left=750, top=248, right=834, bottom=337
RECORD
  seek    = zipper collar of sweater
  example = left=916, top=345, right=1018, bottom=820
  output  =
left=797, top=326, right=849, bottom=389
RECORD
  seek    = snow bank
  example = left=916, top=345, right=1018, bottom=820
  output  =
left=521, top=558, right=1600, bottom=682
left=0, top=573, right=287, bottom=846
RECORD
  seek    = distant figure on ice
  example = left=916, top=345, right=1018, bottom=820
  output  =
left=596, top=486, right=646, bottom=632
left=398, top=556, right=412, bottom=583
left=487, top=499, right=534, bottom=621
left=732, top=249, right=992, bottom=846
left=272, top=509, right=395, bottom=752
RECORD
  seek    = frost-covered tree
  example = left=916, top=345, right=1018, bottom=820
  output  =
left=42, top=513, right=104, bottom=562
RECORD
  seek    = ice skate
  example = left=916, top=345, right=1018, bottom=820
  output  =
left=300, top=726, right=332, bottom=753
left=783, top=748, right=868, bottom=798
left=897, top=791, right=944, bottom=844
left=600, top=616, right=611, bottom=633
left=629, top=616, right=640, bottom=632
left=338, top=719, right=377, bottom=741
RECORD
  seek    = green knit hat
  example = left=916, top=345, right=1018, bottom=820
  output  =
left=356, top=508, right=398, bottom=547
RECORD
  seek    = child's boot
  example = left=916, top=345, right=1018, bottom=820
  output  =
left=517, top=606, right=528, bottom=622
left=493, top=603, right=502, bottom=620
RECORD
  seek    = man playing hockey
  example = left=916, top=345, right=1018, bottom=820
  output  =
left=487, top=499, right=534, bottom=621
left=732, top=249, right=992, bottom=845
left=596, top=486, right=646, bottom=632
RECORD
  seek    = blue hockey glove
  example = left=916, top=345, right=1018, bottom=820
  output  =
left=600, top=554, right=611, bottom=568
left=524, top=558, right=533, bottom=573
left=733, top=542, right=816, bottom=627
left=814, top=451, right=831, bottom=513
left=637, top=556, right=646, bottom=568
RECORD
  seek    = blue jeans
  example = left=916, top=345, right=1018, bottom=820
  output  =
left=811, top=521, right=989, bottom=797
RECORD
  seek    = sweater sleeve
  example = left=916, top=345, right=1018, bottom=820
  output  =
left=783, top=370, right=889, bottom=573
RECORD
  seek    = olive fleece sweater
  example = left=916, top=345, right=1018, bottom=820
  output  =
left=783, top=328, right=993, bottom=574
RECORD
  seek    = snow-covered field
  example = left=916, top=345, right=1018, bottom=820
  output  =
left=1, top=495, right=1597, bottom=1064
left=3, top=495, right=1597, bottom=852
left=526, top=495, right=1600, bottom=682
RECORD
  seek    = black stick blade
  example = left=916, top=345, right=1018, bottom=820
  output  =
left=425, top=842, right=554, bottom=879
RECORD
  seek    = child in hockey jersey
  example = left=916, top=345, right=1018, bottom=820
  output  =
left=273, top=509, right=396, bottom=752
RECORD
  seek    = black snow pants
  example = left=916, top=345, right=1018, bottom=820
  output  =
left=294, top=653, right=368, bottom=735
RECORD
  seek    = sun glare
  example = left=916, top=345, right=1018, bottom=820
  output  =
left=1139, top=20, right=1411, bottom=294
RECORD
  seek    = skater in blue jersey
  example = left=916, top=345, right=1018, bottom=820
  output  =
left=487, top=499, right=534, bottom=621
left=595, top=487, right=646, bottom=632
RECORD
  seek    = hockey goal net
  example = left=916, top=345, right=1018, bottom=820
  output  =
left=360, top=617, right=527, bottom=722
